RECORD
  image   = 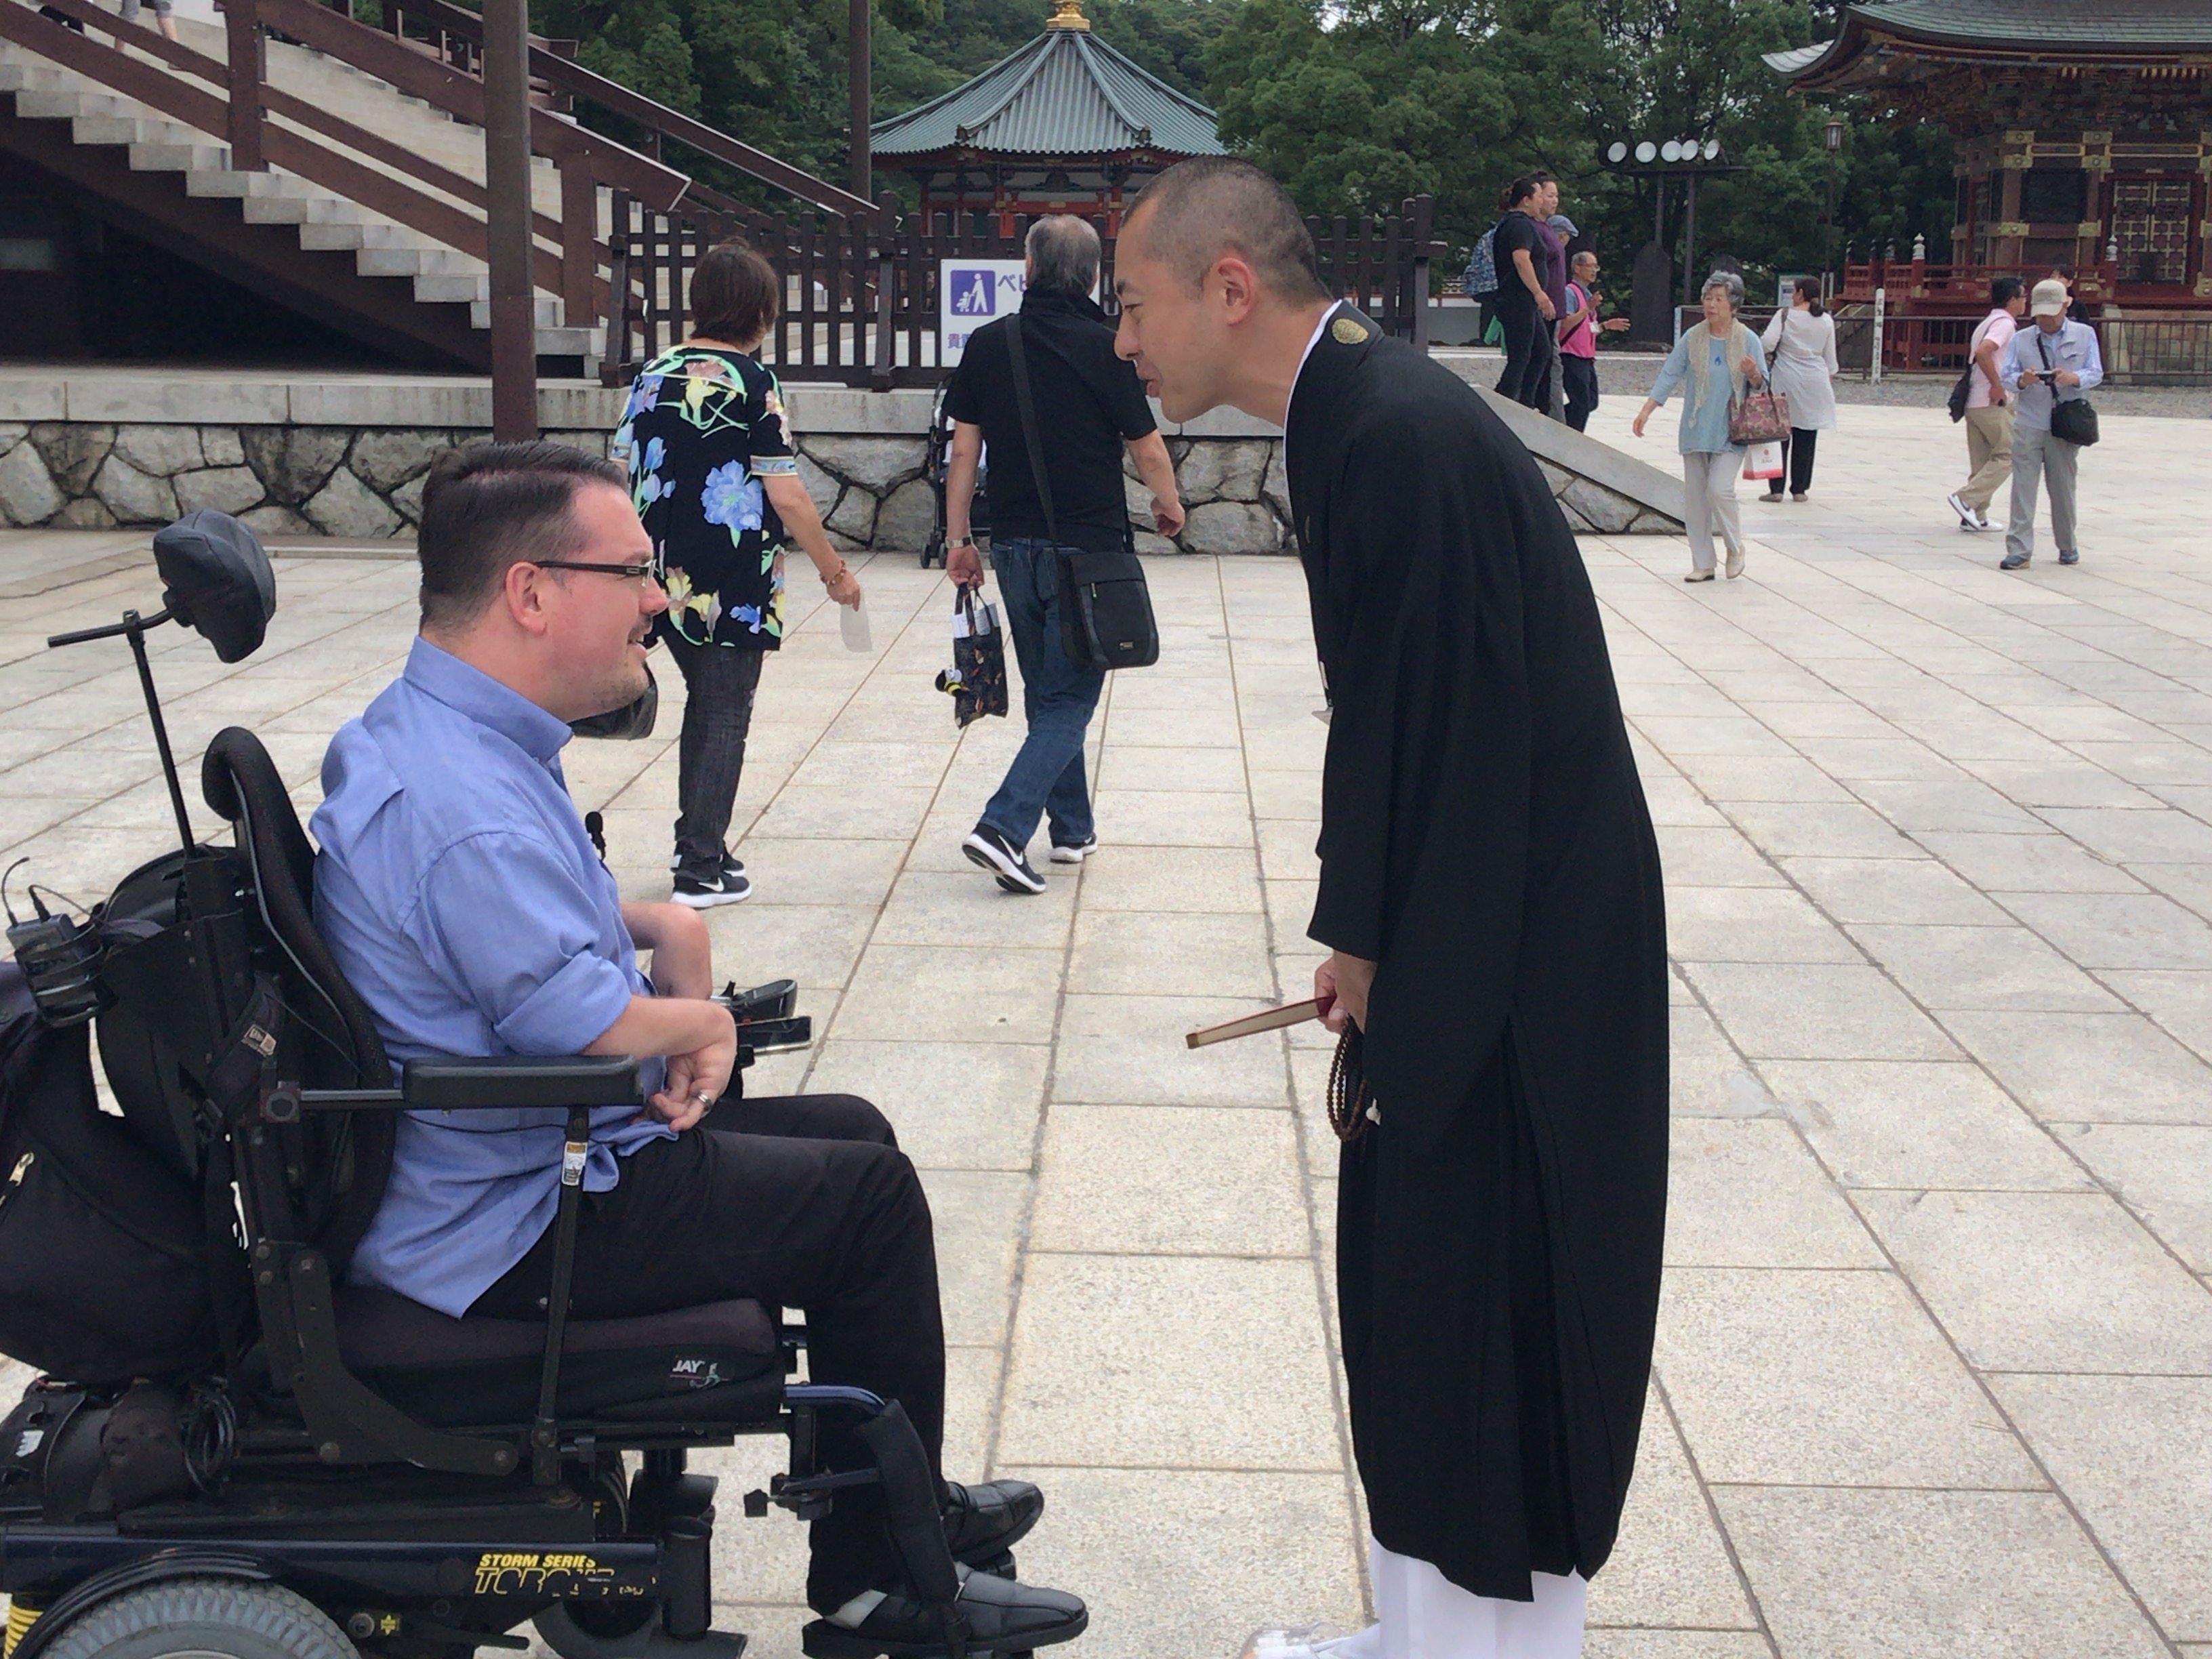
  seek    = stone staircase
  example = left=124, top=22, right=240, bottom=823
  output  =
left=0, top=12, right=598, bottom=365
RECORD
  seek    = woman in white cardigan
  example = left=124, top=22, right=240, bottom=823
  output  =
left=1759, top=276, right=1839, bottom=501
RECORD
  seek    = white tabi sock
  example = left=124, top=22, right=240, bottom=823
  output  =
left=826, top=1589, right=886, bottom=1629
left=1370, top=1539, right=1587, bottom=1659
left=1314, top=1625, right=1384, bottom=1657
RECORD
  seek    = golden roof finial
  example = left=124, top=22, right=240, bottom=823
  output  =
left=1044, top=0, right=1091, bottom=30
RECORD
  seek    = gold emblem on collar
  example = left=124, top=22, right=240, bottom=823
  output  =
left=1331, top=316, right=1369, bottom=346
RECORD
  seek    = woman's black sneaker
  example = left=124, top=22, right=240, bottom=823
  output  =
left=673, top=866, right=752, bottom=907
left=801, top=1567, right=1086, bottom=1658
left=670, top=848, right=747, bottom=881
left=962, top=825, right=1046, bottom=895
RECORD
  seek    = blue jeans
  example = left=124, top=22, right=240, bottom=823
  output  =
left=980, top=537, right=1105, bottom=849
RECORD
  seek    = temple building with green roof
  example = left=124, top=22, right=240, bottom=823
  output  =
left=869, top=0, right=1225, bottom=235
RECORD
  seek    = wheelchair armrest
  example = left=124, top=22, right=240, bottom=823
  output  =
left=401, top=1054, right=642, bottom=1109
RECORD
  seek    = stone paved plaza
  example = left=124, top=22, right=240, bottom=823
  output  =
left=2, top=399, right=2210, bottom=1658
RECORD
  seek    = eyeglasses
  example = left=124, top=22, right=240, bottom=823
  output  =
left=531, top=560, right=656, bottom=583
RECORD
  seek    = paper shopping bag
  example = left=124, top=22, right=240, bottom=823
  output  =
left=1742, top=441, right=1784, bottom=482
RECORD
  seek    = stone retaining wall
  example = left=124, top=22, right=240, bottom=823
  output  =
left=0, top=420, right=631, bottom=539
left=0, top=377, right=1682, bottom=546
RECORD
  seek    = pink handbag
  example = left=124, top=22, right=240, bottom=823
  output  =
left=1728, top=386, right=1791, bottom=445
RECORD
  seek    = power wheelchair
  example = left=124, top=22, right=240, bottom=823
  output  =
left=0, top=515, right=1074, bottom=1659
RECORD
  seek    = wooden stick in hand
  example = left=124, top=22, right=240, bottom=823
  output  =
left=1185, top=998, right=1324, bottom=1049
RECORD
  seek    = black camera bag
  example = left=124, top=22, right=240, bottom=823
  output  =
left=1004, top=312, right=1160, bottom=672
left=0, top=963, right=218, bottom=1385
left=2038, top=329, right=2100, bottom=448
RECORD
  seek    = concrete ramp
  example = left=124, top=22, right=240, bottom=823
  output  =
left=1471, top=385, right=1686, bottom=533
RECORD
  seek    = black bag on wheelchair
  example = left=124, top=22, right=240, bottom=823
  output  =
left=0, top=963, right=218, bottom=1385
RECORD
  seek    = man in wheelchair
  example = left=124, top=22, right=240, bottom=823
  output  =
left=308, top=443, right=1083, bottom=1655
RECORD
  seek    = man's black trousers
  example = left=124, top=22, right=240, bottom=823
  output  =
left=473, top=1094, right=943, bottom=1615
left=1561, top=354, right=1600, bottom=432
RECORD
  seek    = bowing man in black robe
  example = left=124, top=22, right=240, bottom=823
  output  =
left=1113, top=159, right=1667, bottom=1656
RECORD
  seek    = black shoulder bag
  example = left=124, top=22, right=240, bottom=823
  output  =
left=1004, top=314, right=1160, bottom=672
left=2039, top=329, right=2100, bottom=448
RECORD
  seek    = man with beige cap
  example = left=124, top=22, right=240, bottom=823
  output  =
left=1999, top=276, right=2103, bottom=570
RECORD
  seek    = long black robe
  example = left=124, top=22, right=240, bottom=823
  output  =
left=1285, top=304, right=1668, bottom=1602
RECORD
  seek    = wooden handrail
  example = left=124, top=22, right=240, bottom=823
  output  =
left=0, top=0, right=570, bottom=296
left=252, top=0, right=687, bottom=213
left=385, top=0, right=876, bottom=220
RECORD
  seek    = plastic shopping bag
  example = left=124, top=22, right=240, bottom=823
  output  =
left=1742, top=440, right=1784, bottom=482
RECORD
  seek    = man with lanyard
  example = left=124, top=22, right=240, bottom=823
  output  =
left=1109, top=157, right=1667, bottom=1659
left=1556, top=250, right=1629, bottom=432
left=1999, top=277, right=2103, bottom=571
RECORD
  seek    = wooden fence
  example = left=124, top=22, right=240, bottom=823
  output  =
left=601, top=194, right=1444, bottom=389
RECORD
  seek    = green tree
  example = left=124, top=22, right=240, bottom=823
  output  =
left=526, top=0, right=1959, bottom=292
left=1204, top=0, right=1957, bottom=302
left=1204, top=0, right=1603, bottom=252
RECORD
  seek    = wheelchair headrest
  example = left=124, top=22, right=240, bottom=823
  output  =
left=155, top=511, right=275, bottom=663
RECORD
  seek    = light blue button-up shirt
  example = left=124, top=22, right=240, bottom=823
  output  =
left=311, top=638, right=673, bottom=1317
left=2000, top=317, right=2104, bottom=434
left=1647, top=327, right=1768, bottom=455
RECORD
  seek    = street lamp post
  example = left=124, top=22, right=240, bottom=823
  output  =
left=1822, top=118, right=1844, bottom=303
left=1601, top=136, right=1742, bottom=342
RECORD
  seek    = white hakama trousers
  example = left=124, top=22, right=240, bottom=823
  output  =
left=1330, top=1541, right=1586, bottom=1659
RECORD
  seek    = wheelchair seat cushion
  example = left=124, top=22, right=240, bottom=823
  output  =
left=334, top=1287, right=783, bottom=1427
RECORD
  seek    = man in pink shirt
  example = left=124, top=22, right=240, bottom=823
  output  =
left=1557, top=251, right=1630, bottom=432
left=1948, top=276, right=2026, bottom=531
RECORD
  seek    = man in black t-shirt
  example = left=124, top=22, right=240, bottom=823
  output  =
left=943, top=216, right=1185, bottom=894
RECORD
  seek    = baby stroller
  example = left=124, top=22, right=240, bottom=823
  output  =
left=0, top=514, right=1079, bottom=1659
left=919, top=380, right=988, bottom=569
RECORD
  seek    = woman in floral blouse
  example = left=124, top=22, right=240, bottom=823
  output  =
left=615, top=241, right=861, bottom=906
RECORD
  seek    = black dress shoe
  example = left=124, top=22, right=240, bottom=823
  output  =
left=801, top=1568, right=1087, bottom=1658
left=943, top=1479, right=1043, bottom=1567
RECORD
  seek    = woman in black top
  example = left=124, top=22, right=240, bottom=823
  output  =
left=1492, top=176, right=1555, bottom=411
left=615, top=240, right=861, bottom=907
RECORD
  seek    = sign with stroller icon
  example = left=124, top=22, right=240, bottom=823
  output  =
left=939, top=259, right=1027, bottom=365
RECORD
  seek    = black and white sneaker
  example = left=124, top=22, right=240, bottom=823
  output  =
left=1946, top=491, right=1983, bottom=531
left=1048, top=834, right=1099, bottom=865
left=673, top=867, right=752, bottom=907
left=962, top=825, right=1046, bottom=895
left=670, top=848, right=747, bottom=880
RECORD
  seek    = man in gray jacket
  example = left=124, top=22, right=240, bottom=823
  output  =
left=1999, top=277, right=2103, bottom=571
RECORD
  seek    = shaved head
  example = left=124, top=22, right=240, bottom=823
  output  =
left=1122, top=158, right=1328, bottom=303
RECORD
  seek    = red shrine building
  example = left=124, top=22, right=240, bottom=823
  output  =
left=868, top=0, right=1224, bottom=237
left=1769, top=0, right=2211, bottom=376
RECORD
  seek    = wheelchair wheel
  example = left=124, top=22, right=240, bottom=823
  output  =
left=41, top=1578, right=355, bottom=1659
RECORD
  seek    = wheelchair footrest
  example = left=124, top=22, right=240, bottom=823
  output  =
left=535, top=1605, right=746, bottom=1659
left=800, top=1618, right=1044, bottom=1659
left=747, top=1467, right=880, bottom=1521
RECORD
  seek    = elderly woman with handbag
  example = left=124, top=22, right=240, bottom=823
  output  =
left=1632, top=270, right=1773, bottom=581
left=1759, top=276, right=1839, bottom=502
